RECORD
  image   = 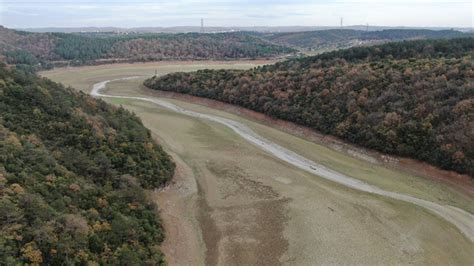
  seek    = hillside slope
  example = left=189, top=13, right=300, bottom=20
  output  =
left=144, top=38, right=474, bottom=177
left=0, top=27, right=294, bottom=70
left=263, top=29, right=470, bottom=52
left=0, top=65, right=175, bottom=264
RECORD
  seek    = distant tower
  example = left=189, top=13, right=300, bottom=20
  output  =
left=340, top=17, right=344, bottom=28
left=201, top=18, right=204, bottom=33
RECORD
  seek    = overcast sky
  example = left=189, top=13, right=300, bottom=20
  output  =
left=1, top=0, right=472, bottom=28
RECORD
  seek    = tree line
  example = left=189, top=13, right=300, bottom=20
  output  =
left=144, top=38, right=474, bottom=177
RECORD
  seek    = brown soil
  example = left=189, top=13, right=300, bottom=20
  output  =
left=141, top=87, right=474, bottom=199
left=195, top=160, right=289, bottom=266
left=148, top=116, right=289, bottom=265
left=150, top=147, right=203, bottom=265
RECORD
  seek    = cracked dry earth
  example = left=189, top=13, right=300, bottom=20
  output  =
left=197, top=161, right=288, bottom=265
left=149, top=115, right=291, bottom=265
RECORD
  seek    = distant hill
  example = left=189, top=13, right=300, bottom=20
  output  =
left=0, top=64, right=175, bottom=264
left=1, top=26, right=471, bottom=71
left=0, top=26, right=294, bottom=70
left=20, top=26, right=474, bottom=34
left=262, top=29, right=471, bottom=52
left=145, top=38, right=474, bottom=177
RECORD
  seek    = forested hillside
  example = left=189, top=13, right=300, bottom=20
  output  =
left=263, top=29, right=470, bottom=52
left=0, top=26, right=294, bottom=70
left=1, top=26, right=470, bottom=71
left=145, top=38, right=474, bottom=176
left=0, top=65, right=175, bottom=264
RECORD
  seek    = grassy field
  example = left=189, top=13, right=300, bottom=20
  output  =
left=41, top=62, right=474, bottom=265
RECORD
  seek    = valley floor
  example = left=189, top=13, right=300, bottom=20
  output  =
left=41, top=62, right=474, bottom=265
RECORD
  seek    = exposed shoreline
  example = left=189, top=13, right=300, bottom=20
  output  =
left=141, top=88, right=474, bottom=198
left=92, top=77, right=474, bottom=243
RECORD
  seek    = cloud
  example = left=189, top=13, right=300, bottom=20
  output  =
left=0, top=5, right=39, bottom=16
left=1, top=0, right=472, bottom=28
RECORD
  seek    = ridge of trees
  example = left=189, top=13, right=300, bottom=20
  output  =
left=0, top=27, right=294, bottom=71
left=144, top=38, right=474, bottom=177
left=1, top=26, right=471, bottom=71
left=268, top=37, right=474, bottom=69
left=0, top=64, right=175, bottom=264
left=263, top=29, right=472, bottom=52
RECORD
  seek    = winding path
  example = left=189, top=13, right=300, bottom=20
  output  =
left=92, top=77, right=474, bottom=242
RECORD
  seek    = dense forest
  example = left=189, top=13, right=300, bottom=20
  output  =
left=0, top=64, right=175, bottom=264
left=0, top=26, right=294, bottom=70
left=145, top=38, right=474, bottom=177
left=1, top=26, right=471, bottom=71
left=263, top=29, right=471, bottom=52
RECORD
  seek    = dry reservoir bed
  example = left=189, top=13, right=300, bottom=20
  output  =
left=41, top=62, right=474, bottom=265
